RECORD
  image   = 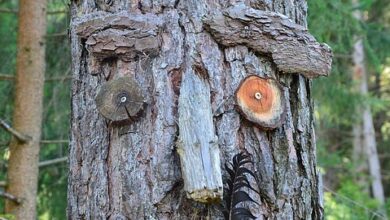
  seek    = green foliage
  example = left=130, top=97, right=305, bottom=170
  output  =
left=316, top=142, right=347, bottom=170
left=309, top=0, right=390, bottom=125
left=0, top=0, right=17, bottom=142
left=37, top=0, right=71, bottom=218
left=364, top=1, right=390, bottom=74
left=309, top=0, right=390, bottom=218
left=38, top=164, right=68, bottom=220
left=0, top=214, right=15, bottom=220
left=352, top=0, right=374, bottom=11
left=308, top=0, right=361, bottom=126
left=324, top=181, right=380, bottom=220
left=386, top=199, right=390, bottom=217
left=0, top=0, right=18, bottom=213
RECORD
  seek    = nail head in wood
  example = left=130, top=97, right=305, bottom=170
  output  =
left=235, top=75, right=286, bottom=129
left=95, top=77, right=145, bottom=122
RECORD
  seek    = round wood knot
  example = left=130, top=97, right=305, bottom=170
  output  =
left=235, top=75, right=286, bottom=129
left=95, top=77, right=145, bottom=122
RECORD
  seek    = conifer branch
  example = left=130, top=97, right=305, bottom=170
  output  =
left=0, top=191, right=21, bottom=204
left=0, top=118, right=32, bottom=143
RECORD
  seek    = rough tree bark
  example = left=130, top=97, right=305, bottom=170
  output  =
left=68, top=0, right=331, bottom=219
left=5, top=0, right=47, bottom=219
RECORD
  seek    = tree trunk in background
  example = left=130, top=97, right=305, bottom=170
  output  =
left=352, top=123, right=369, bottom=193
left=352, top=0, right=387, bottom=217
left=68, top=0, right=325, bottom=219
left=5, top=0, right=47, bottom=219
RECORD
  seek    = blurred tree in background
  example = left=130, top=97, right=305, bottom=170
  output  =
left=308, top=0, right=390, bottom=219
left=0, top=0, right=388, bottom=219
left=0, top=0, right=70, bottom=219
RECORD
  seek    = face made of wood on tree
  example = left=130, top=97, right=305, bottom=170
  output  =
left=70, top=3, right=330, bottom=208
left=236, top=75, right=286, bottom=129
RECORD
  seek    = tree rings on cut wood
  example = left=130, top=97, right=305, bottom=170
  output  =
left=235, top=75, right=286, bottom=129
left=95, top=77, right=145, bottom=122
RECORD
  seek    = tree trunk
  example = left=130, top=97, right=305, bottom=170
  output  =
left=5, top=0, right=47, bottom=219
left=352, top=123, right=369, bottom=191
left=68, top=1, right=330, bottom=219
left=351, top=1, right=387, bottom=217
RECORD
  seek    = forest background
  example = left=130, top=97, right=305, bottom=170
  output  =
left=0, top=0, right=389, bottom=219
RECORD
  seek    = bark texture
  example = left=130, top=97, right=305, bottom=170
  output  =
left=68, top=0, right=327, bottom=219
left=204, top=4, right=332, bottom=78
left=5, top=0, right=47, bottom=219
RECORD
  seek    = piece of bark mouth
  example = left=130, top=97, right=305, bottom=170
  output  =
left=235, top=75, right=286, bottom=129
left=204, top=4, right=333, bottom=78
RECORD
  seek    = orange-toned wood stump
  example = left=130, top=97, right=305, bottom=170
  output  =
left=235, top=75, right=286, bottom=129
